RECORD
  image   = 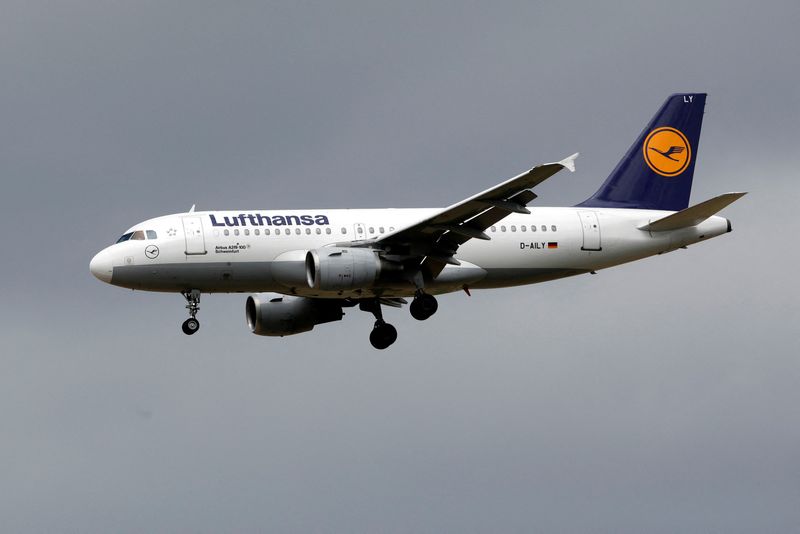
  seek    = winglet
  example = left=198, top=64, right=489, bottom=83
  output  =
left=559, top=152, right=579, bottom=173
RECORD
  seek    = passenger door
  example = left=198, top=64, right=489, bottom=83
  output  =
left=578, top=211, right=602, bottom=251
left=182, top=216, right=207, bottom=255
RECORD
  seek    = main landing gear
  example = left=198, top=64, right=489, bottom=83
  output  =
left=360, top=299, right=398, bottom=350
left=181, top=289, right=201, bottom=335
left=359, top=292, right=438, bottom=349
left=409, top=291, right=438, bottom=321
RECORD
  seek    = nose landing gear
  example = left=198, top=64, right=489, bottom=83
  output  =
left=181, top=290, right=201, bottom=335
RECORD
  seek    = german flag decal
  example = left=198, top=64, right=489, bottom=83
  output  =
left=547, top=242, right=558, bottom=249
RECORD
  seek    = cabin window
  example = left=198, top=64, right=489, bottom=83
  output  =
left=224, top=229, right=230, bottom=236
left=357, top=227, right=363, bottom=235
left=341, top=227, right=347, bottom=234
left=379, top=227, right=385, bottom=234
left=531, top=225, right=537, bottom=232
left=254, top=229, right=260, bottom=236
left=306, top=228, right=311, bottom=235
left=146, top=230, right=157, bottom=239
left=234, top=229, right=240, bottom=236
left=244, top=229, right=250, bottom=236
left=264, top=229, right=270, bottom=236
left=510, top=225, right=516, bottom=232
left=500, top=225, right=506, bottom=232
left=551, top=225, right=557, bottom=232
left=541, top=225, right=547, bottom=232
left=316, top=228, right=321, bottom=235
left=389, top=227, right=395, bottom=232
left=295, top=228, right=301, bottom=235
left=369, top=227, right=375, bottom=234
left=521, top=225, right=527, bottom=232
left=116, top=232, right=133, bottom=243
left=490, top=226, right=496, bottom=233
left=326, top=228, right=332, bottom=235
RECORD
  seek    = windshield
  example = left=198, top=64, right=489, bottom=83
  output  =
left=116, top=232, right=133, bottom=243
left=115, top=229, right=158, bottom=244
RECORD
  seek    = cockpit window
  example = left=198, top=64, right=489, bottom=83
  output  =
left=146, top=230, right=157, bottom=239
left=130, top=230, right=146, bottom=240
left=116, top=232, right=133, bottom=243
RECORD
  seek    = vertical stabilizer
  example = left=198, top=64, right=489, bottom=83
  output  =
left=578, top=93, right=706, bottom=211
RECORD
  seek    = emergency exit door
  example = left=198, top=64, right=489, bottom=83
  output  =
left=353, top=223, right=367, bottom=241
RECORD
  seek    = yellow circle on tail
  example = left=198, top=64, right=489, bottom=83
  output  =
left=642, top=127, right=691, bottom=177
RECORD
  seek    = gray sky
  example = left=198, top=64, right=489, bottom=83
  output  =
left=1, top=1, right=798, bottom=532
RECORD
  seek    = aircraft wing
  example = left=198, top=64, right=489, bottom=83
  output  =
left=363, top=153, right=578, bottom=277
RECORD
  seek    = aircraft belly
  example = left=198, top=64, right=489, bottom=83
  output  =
left=111, top=261, right=284, bottom=293
left=471, top=268, right=588, bottom=288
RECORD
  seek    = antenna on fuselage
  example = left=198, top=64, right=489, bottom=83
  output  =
left=189, top=204, right=196, bottom=213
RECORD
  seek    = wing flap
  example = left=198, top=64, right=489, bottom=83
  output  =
left=339, top=153, right=578, bottom=278
left=422, top=152, right=578, bottom=230
left=381, top=154, right=577, bottom=248
left=392, top=154, right=578, bottom=277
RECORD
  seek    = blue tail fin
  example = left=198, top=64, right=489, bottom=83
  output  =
left=577, top=93, right=706, bottom=211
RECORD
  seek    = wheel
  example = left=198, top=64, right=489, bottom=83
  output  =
left=369, top=322, right=397, bottom=349
left=182, top=318, right=200, bottom=335
left=410, top=293, right=438, bottom=321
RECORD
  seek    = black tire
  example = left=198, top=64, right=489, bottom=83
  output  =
left=182, top=318, right=200, bottom=335
left=410, top=294, right=438, bottom=321
left=369, top=323, right=397, bottom=349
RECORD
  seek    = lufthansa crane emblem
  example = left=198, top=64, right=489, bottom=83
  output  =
left=642, top=127, right=691, bottom=177
left=145, top=245, right=160, bottom=259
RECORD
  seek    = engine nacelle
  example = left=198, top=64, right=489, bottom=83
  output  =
left=246, top=293, right=344, bottom=336
left=305, top=247, right=382, bottom=291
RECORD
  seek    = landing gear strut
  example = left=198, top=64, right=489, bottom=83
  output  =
left=360, top=299, right=397, bottom=350
left=410, top=291, right=438, bottom=321
left=181, top=289, right=201, bottom=335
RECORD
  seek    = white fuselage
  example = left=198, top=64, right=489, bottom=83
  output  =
left=89, top=207, right=731, bottom=298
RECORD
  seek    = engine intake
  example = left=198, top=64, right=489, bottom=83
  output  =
left=306, top=247, right=383, bottom=291
left=246, top=293, right=344, bottom=336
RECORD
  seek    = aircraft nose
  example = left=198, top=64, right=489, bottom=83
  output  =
left=90, top=249, right=113, bottom=283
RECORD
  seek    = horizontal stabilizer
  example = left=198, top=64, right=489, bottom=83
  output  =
left=639, top=192, right=747, bottom=232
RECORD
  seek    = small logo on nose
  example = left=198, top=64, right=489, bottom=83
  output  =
left=145, top=245, right=159, bottom=259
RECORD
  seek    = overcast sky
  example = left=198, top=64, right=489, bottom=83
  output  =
left=1, top=1, right=798, bottom=532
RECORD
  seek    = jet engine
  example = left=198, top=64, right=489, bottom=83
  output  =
left=305, top=247, right=385, bottom=291
left=246, top=293, right=344, bottom=336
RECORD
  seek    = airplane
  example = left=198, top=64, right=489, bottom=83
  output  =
left=90, top=93, right=745, bottom=349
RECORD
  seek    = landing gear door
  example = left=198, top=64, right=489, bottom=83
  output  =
left=182, top=216, right=207, bottom=255
left=579, top=211, right=602, bottom=251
